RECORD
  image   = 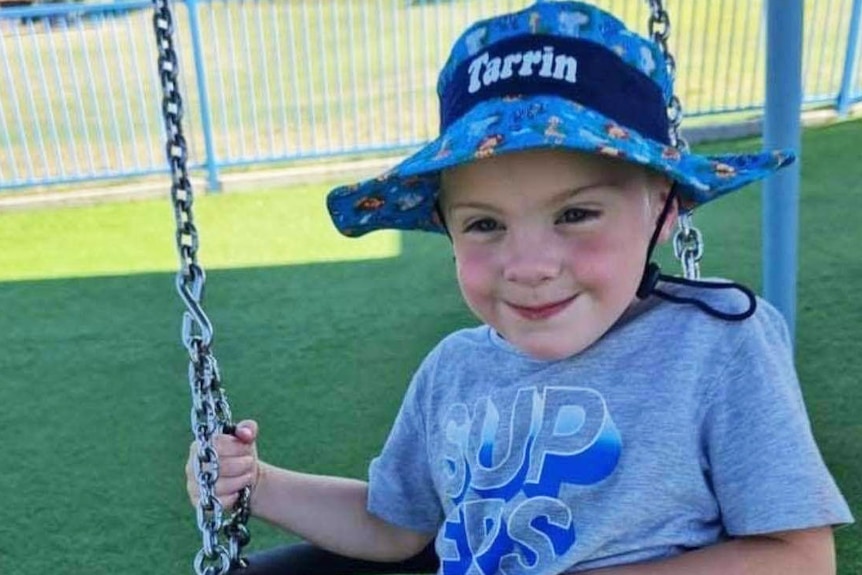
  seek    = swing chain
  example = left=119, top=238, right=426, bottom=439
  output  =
left=646, top=0, right=702, bottom=279
left=152, top=1, right=250, bottom=573
left=646, top=0, right=687, bottom=154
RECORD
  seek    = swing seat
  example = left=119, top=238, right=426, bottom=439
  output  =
left=233, top=542, right=438, bottom=575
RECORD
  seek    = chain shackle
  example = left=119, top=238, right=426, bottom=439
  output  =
left=151, top=1, right=250, bottom=573
left=672, top=211, right=703, bottom=279
left=646, top=0, right=702, bottom=278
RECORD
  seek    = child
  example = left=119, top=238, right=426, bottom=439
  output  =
left=188, top=2, right=853, bottom=573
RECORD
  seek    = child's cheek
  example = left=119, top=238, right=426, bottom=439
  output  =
left=454, top=247, right=496, bottom=308
left=566, top=234, right=638, bottom=289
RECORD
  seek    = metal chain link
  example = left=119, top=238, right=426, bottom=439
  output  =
left=646, top=0, right=703, bottom=279
left=151, top=1, right=250, bottom=573
left=672, top=212, right=704, bottom=280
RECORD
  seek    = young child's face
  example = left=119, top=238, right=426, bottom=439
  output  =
left=441, top=149, right=674, bottom=360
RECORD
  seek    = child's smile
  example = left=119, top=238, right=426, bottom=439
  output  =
left=441, top=148, right=674, bottom=360
left=506, top=294, right=579, bottom=321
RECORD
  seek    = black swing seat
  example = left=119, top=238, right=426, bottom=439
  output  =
left=232, top=542, right=439, bottom=575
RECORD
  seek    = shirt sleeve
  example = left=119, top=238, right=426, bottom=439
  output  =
left=366, top=354, right=443, bottom=535
left=703, top=302, right=854, bottom=536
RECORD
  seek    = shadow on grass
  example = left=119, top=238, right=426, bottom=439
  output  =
left=0, top=230, right=474, bottom=574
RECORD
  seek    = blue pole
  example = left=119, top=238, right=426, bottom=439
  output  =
left=837, top=0, right=862, bottom=116
left=763, top=0, right=803, bottom=341
left=185, top=0, right=221, bottom=192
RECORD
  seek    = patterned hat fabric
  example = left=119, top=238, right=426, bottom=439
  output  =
left=327, top=1, right=794, bottom=237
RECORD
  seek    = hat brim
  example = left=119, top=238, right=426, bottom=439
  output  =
left=327, top=95, right=794, bottom=237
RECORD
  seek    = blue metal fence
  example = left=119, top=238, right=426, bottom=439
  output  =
left=1, top=0, right=861, bottom=192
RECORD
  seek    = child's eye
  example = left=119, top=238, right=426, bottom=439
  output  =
left=464, top=218, right=502, bottom=233
left=557, top=207, right=598, bottom=224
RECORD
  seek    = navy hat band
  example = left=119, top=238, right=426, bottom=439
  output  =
left=440, top=34, right=671, bottom=145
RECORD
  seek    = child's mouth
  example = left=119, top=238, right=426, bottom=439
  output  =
left=507, top=295, right=577, bottom=320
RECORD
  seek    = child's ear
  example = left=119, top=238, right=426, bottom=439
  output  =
left=654, top=177, right=678, bottom=243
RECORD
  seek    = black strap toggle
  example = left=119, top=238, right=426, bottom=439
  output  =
left=636, top=261, right=757, bottom=322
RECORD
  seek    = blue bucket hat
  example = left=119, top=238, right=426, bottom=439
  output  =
left=327, top=0, right=795, bottom=237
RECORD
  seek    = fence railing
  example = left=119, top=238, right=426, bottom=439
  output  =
left=1, top=0, right=861, bottom=192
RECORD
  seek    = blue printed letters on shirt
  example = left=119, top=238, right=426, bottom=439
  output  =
left=439, top=386, right=621, bottom=575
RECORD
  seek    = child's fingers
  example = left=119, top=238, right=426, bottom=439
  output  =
left=220, top=494, right=239, bottom=509
left=217, top=455, right=256, bottom=479
left=185, top=420, right=257, bottom=510
left=187, top=440, right=255, bottom=479
left=186, top=458, right=254, bottom=507
left=213, top=433, right=255, bottom=457
left=186, top=444, right=205, bottom=506
left=214, top=472, right=256, bottom=502
left=233, top=419, right=258, bottom=444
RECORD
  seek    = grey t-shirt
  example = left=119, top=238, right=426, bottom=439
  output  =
left=367, top=288, right=853, bottom=575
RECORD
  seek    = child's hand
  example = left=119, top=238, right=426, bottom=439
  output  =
left=185, top=419, right=260, bottom=510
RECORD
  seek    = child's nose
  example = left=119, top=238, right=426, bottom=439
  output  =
left=502, top=231, right=562, bottom=286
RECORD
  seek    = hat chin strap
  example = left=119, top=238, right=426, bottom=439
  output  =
left=636, top=184, right=757, bottom=322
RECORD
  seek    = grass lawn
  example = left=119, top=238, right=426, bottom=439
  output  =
left=0, top=118, right=860, bottom=573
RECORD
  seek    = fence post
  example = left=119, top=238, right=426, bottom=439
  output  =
left=185, top=0, right=221, bottom=192
left=837, top=0, right=862, bottom=116
left=763, top=0, right=803, bottom=343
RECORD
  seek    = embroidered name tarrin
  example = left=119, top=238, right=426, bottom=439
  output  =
left=467, top=46, right=578, bottom=94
